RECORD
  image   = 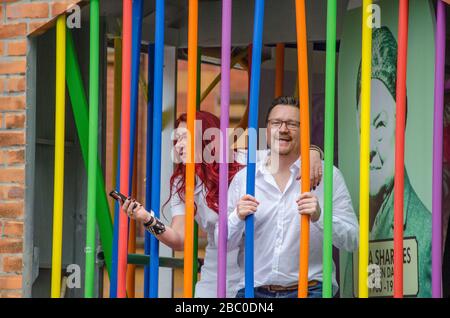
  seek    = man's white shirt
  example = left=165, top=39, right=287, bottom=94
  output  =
left=215, top=153, right=359, bottom=295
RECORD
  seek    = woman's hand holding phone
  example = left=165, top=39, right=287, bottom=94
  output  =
left=122, top=198, right=151, bottom=223
left=109, top=190, right=151, bottom=223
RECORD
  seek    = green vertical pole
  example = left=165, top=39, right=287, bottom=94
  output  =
left=192, top=47, right=201, bottom=296
left=85, top=0, right=100, bottom=298
left=66, top=30, right=113, bottom=275
left=193, top=224, right=199, bottom=296
left=323, top=0, right=337, bottom=298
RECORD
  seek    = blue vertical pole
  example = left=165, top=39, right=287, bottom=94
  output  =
left=144, top=44, right=155, bottom=298
left=129, top=0, right=143, bottom=186
left=150, top=0, right=165, bottom=298
left=245, top=0, right=265, bottom=298
left=110, top=140, right=121, bottom=298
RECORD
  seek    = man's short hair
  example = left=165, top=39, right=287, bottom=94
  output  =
left=265, top=96, right=300, bottom=123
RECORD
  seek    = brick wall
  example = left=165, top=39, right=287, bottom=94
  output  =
left=0, top=0, right=81, bottom=298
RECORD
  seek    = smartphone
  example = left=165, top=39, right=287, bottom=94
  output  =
left=109, top=190, right=128, bottom=203
left=109, top=190, right=139, bottom=210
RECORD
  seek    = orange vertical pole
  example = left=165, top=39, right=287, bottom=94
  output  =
left=295, top=0, right=311, bottom=298
left=184, top=0, right=198, bottom=298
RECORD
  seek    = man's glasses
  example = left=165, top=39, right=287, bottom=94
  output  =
left=267, top=119, right=300, bottom=130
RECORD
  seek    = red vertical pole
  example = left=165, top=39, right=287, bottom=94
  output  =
left=117, top=0, right=132, bottom=298
left=393, top=0, right=409, bottom=298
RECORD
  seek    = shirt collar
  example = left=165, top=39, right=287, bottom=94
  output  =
left=292, top=158, right=301, bottom=170
left=256, top=151, right=301, bottom=176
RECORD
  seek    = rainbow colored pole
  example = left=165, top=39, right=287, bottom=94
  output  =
left=129, top=0, right=143, bottom=195
left=247, top=45, right=252, bottom=109
left=126, top=0, right=144, bottom=298
left=322, top=0, right=337, bottom=298
left=193, top=223, right=199, bottom=295
left=184, top=0, right=198, bottom=298
left=110, top=39, right=122, bottom=298
left=275, top=43, right=285, bottom=97
left=84, top=0, right=99, bottom=298
left=295, top=0, right=311, bottom=298
left=245, top=0, right=264, bottom=298
left=117, top=0, right=133, bottom=298
left=359, top=0, right=372, bottom=298
left=112, top=38, right=122, bottom=215
left=150, top=0, right=165, bottom=298
left=218, top=0, right=232, bottom=298
left=50, top=14, right=66, bottom=298
left=127, top=148, right=138, bottom=297
left=393, top=0, right=409, bottom=299
left=193, top=48, right=202, bottom=296
left=66, top=28, right=114, bottom=280
left=144, top=44, right=155, bottom=298
left=432, top=0, right=446, bottom=299
left=200, top=50, right=248, bottom=103
left=110, top=143, right=121, bottom=298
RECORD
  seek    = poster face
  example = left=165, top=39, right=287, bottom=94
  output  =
left=338, top=0, right=435, bottom=297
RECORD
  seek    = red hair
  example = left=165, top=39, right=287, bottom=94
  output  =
left=163, top=111, right=244, bottom=213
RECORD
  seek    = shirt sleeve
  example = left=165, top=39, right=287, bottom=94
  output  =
left=214, top=169, right=246, bottom=251
left=312, top=167, right=359, bottom=252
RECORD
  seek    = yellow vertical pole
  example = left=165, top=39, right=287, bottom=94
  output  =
left=51, top=14, right=67, bottom=298
left=359, top=0, right=372, bottom=298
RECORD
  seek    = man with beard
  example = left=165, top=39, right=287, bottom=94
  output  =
left=219, top=96, right=359, bottom=298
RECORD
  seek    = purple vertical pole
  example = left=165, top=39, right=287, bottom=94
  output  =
left=432, top=0, right=446, bottom=299
left=218, top=0, right=232, bottom=298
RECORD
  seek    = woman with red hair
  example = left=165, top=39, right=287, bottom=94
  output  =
left=122, top=111, right=323, bottom=297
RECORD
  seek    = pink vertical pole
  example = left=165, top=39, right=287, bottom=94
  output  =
left=432, top=0, right=446, bottom=299
left=217, top=0, right=232, bottom=298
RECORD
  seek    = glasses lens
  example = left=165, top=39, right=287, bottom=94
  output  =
left=287, top=122, right=299, bottom=129
left=270, top=120, right=281, bottom=128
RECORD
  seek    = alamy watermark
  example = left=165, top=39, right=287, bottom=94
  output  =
left=65, top=264, right=81, bottom=289
left=60, top=3, right=81, bottom=29
left=367, top=264, right=382, bottom=289
left=170, top=121, right=289, bottom=173
left=367, top=4, right=381, bottom=29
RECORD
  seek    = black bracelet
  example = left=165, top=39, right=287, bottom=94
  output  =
left=143, top=216, right=155, bottom=228
left=144, top=215, right=166, bottom=236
